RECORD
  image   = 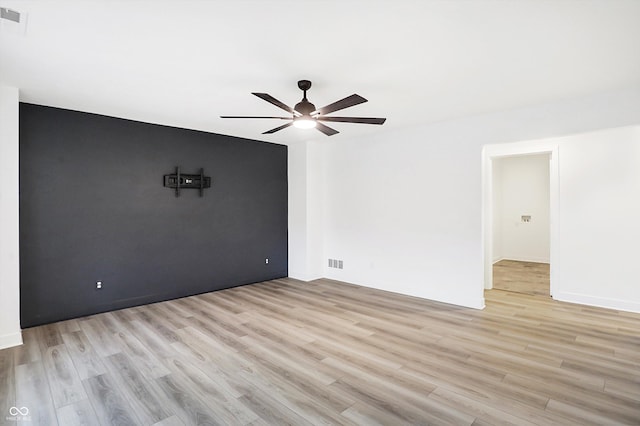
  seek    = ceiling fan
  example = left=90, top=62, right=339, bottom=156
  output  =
left=221, top=80, right=386, bottom=136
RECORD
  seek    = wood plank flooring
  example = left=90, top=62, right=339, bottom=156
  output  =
left=493, top=259, right=550, bottom=296
left=1, top=277, right=639, bottom=425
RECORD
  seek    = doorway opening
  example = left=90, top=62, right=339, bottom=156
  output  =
left=482, top=142, right=559, bottom=299
left=492, top=153, right=550, bottom=296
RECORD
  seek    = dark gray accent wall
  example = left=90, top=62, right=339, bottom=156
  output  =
left=19, top=103, right=288, bottom=328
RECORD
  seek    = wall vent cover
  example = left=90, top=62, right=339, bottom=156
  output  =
left=328, top=259, right=344, bottom=269
left=0, top=7, right=20, bottom=22
left=0, top=7, right=27, bottom=36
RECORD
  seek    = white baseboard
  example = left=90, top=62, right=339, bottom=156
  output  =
left=553, top=291, right=640, bottom=314
left=288, top=273, right=323, bottom=282
left=318, top=276, right=486, bottom=310
left=0, top=331, right=23, bottom=350
left=497, top=256, right=550, bottom=264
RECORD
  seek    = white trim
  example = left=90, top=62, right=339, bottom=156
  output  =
left=475, top=298, right=486, bottom=310
left=288, top=274, right=323, bottom=282
left=482, top=141, right=559, bottom=296
left=0, top=331, right=23, bottom=350
left=554, top=291, right=640, bottom=314
left=0, top=86, right=21, bottom=348
left=496, top=256, right=550, bottom=264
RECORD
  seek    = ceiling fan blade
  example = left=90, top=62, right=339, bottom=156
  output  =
left=252, top=93, right=299, bottom=116
left=263, top=122, right=294, bottom=134
left=220, top=116, right=292, bottom=120
left=313, top=94, right=367, bottom=116
left=317, top=116, right=386, bottom=125
left=315, top=122, right=339, bottom=136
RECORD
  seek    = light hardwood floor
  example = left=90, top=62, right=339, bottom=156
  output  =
left=493, top=260, right=550, bottom=296
left=1, top=278, right=639, bottom=425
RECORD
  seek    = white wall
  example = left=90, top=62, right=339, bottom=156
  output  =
left=0, top=86, right=22, bottom=349
left=287, top=141, right=308, bottom=279
left=288, top=140, right=324, bottom=281
left=320, top=87, right=640, bottom=310
left=493, top=154, right=550, bottom=263
left=554, top=126, right=640, bottom=311
left=323, top=125, right=485, bottom=308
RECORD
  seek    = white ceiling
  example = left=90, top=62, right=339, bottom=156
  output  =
left=1, top=0, right=639, bottom=145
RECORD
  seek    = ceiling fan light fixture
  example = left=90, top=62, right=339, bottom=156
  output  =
left=293, top=116, right=317, bottom=129
left=221, top=80, right=386, bottom=136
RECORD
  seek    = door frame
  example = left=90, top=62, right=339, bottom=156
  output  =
left=482, top=141, right=559, bottom=296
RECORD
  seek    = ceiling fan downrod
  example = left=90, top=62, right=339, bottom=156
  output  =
left=295, top=80, right=316, bottom=116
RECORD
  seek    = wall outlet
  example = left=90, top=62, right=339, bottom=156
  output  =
left=521, top=215, right=531, bottom=223
left=96, top=281, right=102, bottom=289
left=265, top=258, right=269, bottom=264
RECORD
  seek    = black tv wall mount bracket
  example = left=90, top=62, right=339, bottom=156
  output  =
left=163, top=167, right=211, bottom=197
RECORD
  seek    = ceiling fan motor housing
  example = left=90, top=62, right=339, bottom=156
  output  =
left=294, top=100, right=316, bottom=115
